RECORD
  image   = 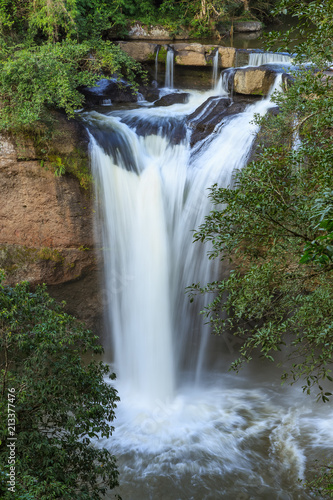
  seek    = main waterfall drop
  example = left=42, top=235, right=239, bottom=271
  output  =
left=84, top=66, right=333, bottom=500
left=87, top=77, right=281, bottom=402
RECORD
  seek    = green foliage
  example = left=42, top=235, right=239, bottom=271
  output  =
left=0, top=0, right=279, bottom=46
left=265, top=0, right=333, bottom=69
left=75, top=0, right=128, bottom=41
left=300, top=190, right=333, bottom=267
left=190, top=0, right=333, bottom=400
left=0, top=0, right=148, bottom=134
left=28, top=0, right=78, bottom=42
left=0, top=270, right=119, bottom=498
left=190, top=4, right=333, bottom=493
left=306, top=462, right=333, bottom=498
left=0, top=39, right=146, bottom=132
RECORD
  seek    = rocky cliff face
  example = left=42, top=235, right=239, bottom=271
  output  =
left=0, top=114, right=104, bottom=332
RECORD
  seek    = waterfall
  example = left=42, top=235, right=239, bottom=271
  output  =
left=165, top=48, right=174, bottom=88
left=101, top=98, right=112, bottom=106
left=215, top=68, right=235, bottom=95
left=249, top=51, right=292, bottom=66
left=212, top=50, right=219, bottom=89
left=155, top=46, right=160, bottom=82
left=85, top=73, right=333, bottom=500
left=86, top=74, right=283, bottom=402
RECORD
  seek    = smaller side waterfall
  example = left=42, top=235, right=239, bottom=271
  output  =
left=155, top=46, right=160, bottom=82
left=165, top=49, right=174, bottom=88
left=212, top=50, right=219, bottom=89
left=102, top=99, right=112, bottom=106
left=249, top=52, right=292, bottom=66
left=215, top=68, right=235, bottom=95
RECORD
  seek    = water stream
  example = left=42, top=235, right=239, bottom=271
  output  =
left=165, top=49, right=174, bottom=89
left=248, top=52, right=292, bottom=66
left=212, top=50, right=219, bottom=88
left=84, top=66, right=333, bottom=499
left=155, top=46, right=160, bottom=82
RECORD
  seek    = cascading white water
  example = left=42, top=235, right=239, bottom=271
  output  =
left=89, top=122, right=175, bottom=402
left=87, top=76, right=283, bottom=401
left=212, top=50, right=219, bottom=88
left=85, top=71, right=333, bottom=500
left=155, top=46, right=160, bottom=82
left=215, top=68, right=234, bottom=95
left=249, top=51, right=292, bottom=66
left=165, top=49, right=174, bottom=88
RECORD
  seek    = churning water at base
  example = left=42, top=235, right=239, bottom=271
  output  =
left=100, top=372, right=333, bottom=500
left=85, top=75, right=333, bottom=499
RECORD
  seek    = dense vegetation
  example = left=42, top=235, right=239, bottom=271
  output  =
left=191, top=0, right=333, bottom=496
left=0, top=0, right=278, bottom=134
left=0, top=271, right=119, bottom=499
left=0, top=0, right=147, bottom=134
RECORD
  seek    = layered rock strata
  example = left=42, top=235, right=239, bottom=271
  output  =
left=0, top=115, right=104, bottom=330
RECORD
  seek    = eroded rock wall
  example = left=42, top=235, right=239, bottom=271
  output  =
left=0, top=115, right=104, bottom=331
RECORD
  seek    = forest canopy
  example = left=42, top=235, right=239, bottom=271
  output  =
left=0, top=272, right=119, bottom=499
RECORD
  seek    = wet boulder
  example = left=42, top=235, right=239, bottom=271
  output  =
left=188, top=96, right=231, bottom=126
left=233, top=66, right=282, bottom=95
left=139, top=85, right=160, bottom=102
left=153, top=92, right=190, bottom=107
left=79, top=78, right=138, bottom=106
left=173, top=43, right=207, bottom=66
left=188, top=95, right=259, bottom=146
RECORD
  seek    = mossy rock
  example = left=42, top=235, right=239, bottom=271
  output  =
left=0, top=245, right=65, bottom=277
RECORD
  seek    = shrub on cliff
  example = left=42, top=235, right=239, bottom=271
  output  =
left=0, top=40, right=146, bottom=133
left=0, top=271, right=119, bottom=499
left=0, top=0, right=147, bottom=133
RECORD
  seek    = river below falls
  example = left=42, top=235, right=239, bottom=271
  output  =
left=84, top=60, right=333, bottom=499
left=100, top=366, right=333, bottom=500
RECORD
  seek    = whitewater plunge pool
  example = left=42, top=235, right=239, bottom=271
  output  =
left=81, top=58, right=333, bottom=499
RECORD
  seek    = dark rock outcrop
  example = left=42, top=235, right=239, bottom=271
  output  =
left=139, top=85, right=160, bottom=102
left=153, top=92, right=190, bottom=107
left=80, top=78, right=138, bottom=105
left=188, top=95, right=259, bottom=145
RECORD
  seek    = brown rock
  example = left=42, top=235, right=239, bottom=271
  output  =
left=233, top=67, right=277, bottom=95
left=127, top=23, right=189, bottom=40
left=175, top=52, right=207, bottom=66
left=0, top=125, right=104, bottom=332
left=173, top=43, right=207, bottom=66
left=218, top=47, right=236, bottom=68
left=233, top=21, right=263, bottom=32
left=173, top=43, right=206, bottom=54
left=118, top=41, right=157, bottom=62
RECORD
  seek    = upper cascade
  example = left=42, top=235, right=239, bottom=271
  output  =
left=248, top=51, right=292, bottom=66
